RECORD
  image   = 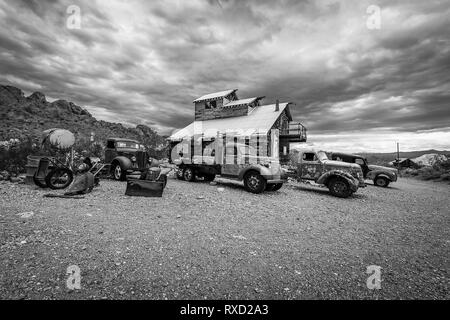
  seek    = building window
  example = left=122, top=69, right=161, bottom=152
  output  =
left=205, top=100, right=217, bottom=109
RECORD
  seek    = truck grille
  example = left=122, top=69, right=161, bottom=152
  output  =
left=135, top=151, right=148, bottom=170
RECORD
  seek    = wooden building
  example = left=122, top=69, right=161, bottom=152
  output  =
left=170, top=89, right=307, bottom=163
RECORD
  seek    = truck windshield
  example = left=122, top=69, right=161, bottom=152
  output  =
left=116, top=141, right=139, bottom=149
left=317, top=151, right=328, bottom=161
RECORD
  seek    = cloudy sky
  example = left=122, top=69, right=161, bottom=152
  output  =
left=1, top=0, right=449, bottom=152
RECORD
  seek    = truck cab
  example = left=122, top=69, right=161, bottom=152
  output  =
left=105, top=138, right=149, bottom=180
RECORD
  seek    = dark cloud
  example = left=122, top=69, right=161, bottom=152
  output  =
left=0, top=0, right=449, bottom=150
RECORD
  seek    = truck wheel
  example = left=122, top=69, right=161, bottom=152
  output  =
left=328, top=177, right=352, bottom=198
left=266, top=183, right=283, bottom=191
left=244, top=171, right=267, bottom=194
left=203, top=174, right=216, bottom=182
left=374, top=176, right=390, bottom=188
left=176, top=168, right=185, bottom=180
left=183, top=167, right=196, bottom=182
left=112, top=163, right=126, bottom=181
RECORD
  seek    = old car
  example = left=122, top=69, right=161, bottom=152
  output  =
left=105, top=138, right=149, bottom=181
left=287, top=148, right=366, bottom=198
left=331, top=152, right=398, bottom=187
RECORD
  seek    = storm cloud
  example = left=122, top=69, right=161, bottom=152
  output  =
left=1, top=0, right=449, bottom=151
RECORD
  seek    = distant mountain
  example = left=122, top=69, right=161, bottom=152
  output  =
left=0, top=85, right=167, bottom=151
left=359, top=150, right=450, bottom=166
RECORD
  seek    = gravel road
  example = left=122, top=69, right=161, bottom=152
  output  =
left=0, top=176, right=448, bottom=300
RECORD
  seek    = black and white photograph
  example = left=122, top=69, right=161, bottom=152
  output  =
left=0, top=0, right=449, bottom=309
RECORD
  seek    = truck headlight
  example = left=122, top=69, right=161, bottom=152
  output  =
left=131, top=156, right=137, bottom=162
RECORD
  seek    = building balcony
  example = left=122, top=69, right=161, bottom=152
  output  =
left=280, top=122, right=307, bottom=143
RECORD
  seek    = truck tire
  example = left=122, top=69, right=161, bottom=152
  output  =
left=112, top=163, right=126, bottom=181
left=244, top=171, right=267, bottom=194
left=266, top=183, right=283, bottom=191
left=183, top=167, right=196, bottom=182
left=176, top=168, right=185, bottom=180
left=45, top=168, right=74, bottom=190
left=374, top=176, right=390, bottom=188
left=328, top=177, right=352, bottom=198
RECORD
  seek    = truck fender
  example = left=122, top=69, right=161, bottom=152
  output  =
left=111, top=156, right=132, bottom=171
left=367, top=170, right=391, bottom=181
left=238, top=165, right=268, bottom=180
left=373, top=173, right=392, bottom=181
left=317, top=170, right=358, bottom=191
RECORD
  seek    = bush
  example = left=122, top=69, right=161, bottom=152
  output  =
left=0, top=137, right=41, bottom=174
left=439, top=159, right=450, bottom=170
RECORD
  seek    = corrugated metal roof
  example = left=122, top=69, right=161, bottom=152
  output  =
left=169, top=102, right=291, bottom=140
left=223, top=97, right=258, bottom=108
left=193, top=89, right=237, bottom=103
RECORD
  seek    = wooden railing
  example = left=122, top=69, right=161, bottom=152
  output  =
left=280, top=123, right=307, bottom=142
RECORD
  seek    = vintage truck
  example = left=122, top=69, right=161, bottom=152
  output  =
left=105, top=138, right=150, bottom=180
left=170, top=130, right=286, bottom=194
left=287, top=148, right=366, bottom=198
left=330, top=152, right=398, bottom=187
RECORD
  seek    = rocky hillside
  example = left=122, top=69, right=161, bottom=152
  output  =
left=412, top=154, right=448, bottom=167
left=0, top=85, right=167, bottom=151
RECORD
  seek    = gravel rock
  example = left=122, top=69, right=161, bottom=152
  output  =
left=0, top=178, right=448, bottom=300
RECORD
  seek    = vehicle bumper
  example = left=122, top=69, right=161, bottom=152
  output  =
left=126, top=169, right=145, bottom=175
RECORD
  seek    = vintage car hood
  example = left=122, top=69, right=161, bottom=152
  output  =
left=323, top=160, right=360, bottom=170
left=368, top=164, right=398, bottom=174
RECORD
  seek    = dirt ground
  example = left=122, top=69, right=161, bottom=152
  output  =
left=0, top=176, right=448, bottom=300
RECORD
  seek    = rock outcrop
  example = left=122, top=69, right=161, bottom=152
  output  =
left=0, top=84, right=166, bottom=151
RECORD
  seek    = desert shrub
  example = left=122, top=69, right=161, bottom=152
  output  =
left=400, top=167, right=420, bottom=177
left=417, top=166, right=444, bottom=180
left=439, top=159, right=450, bottom=170
left=72, top=138, right=105, bottom=160
left=0, top=137, right=41, bottom=173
